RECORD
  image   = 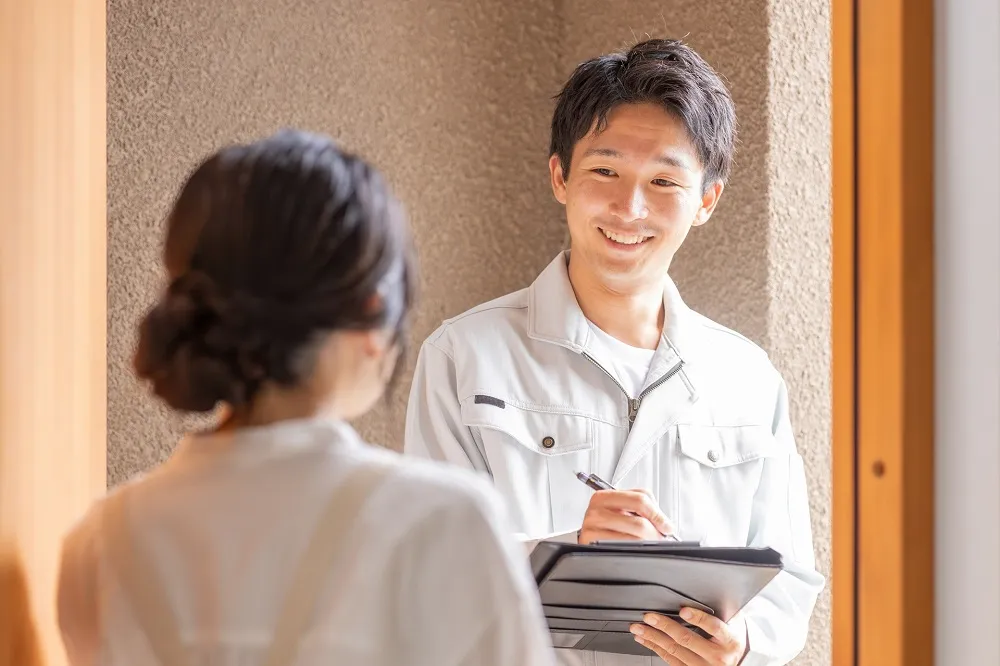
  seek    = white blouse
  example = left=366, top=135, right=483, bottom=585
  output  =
left=57, top=418, right=555, bottom=666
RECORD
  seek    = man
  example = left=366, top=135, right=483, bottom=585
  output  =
left=404, top=38, right=824, bottom=666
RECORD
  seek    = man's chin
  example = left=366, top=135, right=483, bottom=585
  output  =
left=592, top=259, right=668, bottom=293
left=595, top=247, right=652, bottom=273
left=569, top=245, right=672, bottom=287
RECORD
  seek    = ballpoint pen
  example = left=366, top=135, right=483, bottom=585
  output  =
left=575, top=471, right=680, bottom=541
left=575, top=471, right=614, bottom=491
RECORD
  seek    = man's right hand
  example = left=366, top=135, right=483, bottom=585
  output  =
left=577, top=489, right=674, bottom=544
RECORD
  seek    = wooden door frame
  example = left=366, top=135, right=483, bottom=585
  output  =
left=0, top=1, right=108, bottom=664
left=833, top=0, right=935, bottom=664
left=831, top=0, right=856, bottom=662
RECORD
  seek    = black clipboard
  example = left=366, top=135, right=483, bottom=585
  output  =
left=530, top=540, right=784, bottom=656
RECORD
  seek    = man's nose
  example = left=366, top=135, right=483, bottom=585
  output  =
left=610, top=186, right=649, bottom=222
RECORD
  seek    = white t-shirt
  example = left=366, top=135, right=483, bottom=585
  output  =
left=57, top=418, right=555, bottom=666
left=587, top=322, right=657, bottom=479
left=587, top=322, right=657, bottom=398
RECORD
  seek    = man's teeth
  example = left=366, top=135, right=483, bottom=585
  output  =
left=602, top=229, right=650, bottom=245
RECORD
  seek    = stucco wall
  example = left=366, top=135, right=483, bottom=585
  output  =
left=108, top=2, right=831, bottom=663
left=108, top=0, right=566, bottom=475
left=766, top=3, right=832, bottom=663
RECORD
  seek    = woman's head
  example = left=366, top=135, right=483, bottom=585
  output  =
left=134, top=129, right=416, bottom=422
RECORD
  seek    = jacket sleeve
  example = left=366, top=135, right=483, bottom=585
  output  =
left=404, top=339, right=489, bottom=474
left=404, top=339, right=578, bottom=550
left=738, top=378, right=826, bottom=666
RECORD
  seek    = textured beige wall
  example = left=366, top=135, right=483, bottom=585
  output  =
left=766, top=2, right=832, bottom=664
left=108, top=0, right=566, bottom=476
left=108, top=1, right=830, bottom=663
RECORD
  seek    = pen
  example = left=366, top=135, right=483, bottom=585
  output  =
left=575, top=471, right=614, bottom=491
left=574, top=471, right=680, bottom=541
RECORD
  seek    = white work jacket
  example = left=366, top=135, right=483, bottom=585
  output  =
left=404, top=252, right=825, bottom=666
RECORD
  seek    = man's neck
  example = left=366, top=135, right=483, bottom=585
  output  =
left=568, top=259, right=665, bottom=351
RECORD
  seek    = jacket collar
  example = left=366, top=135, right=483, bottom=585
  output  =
left=526, top=251, right=701, bottom=364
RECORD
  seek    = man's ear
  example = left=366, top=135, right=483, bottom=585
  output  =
left=549, top=154, right=568, bottom=205
left=693, top=180, right=724, bottom=226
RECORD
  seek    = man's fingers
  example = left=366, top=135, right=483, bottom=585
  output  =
left=593, top=490, right=673, bottom=536
left=630, top=622, right=705, bottom=665
left=594, top=510, right=662, bottom=538
left=643, top=612, right=722, bottom=659
left=633, top=635, right=679, bottom=664
left=583, top=503, right=666, bottom=539
left=676, top=608, right=737, bottom=647
left=628, top=492, right=672, bottom=535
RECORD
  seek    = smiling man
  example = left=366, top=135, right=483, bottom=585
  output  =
left=405, top=39, right=824, bottom=666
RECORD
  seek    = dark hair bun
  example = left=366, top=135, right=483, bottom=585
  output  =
left=134, top=271, right=264, bottom=412
left=133, top=130, right=415, bottom=413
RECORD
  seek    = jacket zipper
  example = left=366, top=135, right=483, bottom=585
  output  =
left=582, top=353, right=685, bottom=427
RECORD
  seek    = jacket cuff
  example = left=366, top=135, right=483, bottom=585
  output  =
left=737, top=616, right=773, bottom=666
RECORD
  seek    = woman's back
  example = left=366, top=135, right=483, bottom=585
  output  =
left=58, top=418, right=553, bottom=666
left=57, top=130, right=554, bottom=666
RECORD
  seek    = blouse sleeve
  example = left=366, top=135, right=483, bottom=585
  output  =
left=392, top=478, right=555, bottom=666
left=57, top=515, right=102, bottom=666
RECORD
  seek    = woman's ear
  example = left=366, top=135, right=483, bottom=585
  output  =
left=360, top=329, right=391, bottom=358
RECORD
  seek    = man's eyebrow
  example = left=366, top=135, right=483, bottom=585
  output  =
left=656, top=153, right=692, bottom=170
left=582, top=148, right=623, bottom=159
left=582, top=147, right=692, bottom=170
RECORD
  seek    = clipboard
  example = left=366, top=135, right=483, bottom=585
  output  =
left=530, top=539, right=784, bottom=656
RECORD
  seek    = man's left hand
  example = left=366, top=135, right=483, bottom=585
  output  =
left=630, top=607, right=747, bottom=665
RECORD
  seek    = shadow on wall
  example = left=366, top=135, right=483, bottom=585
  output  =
left=0, top=545, right=43, bottom=666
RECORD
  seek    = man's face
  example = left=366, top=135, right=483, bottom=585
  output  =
left=550, top=102, right=723, bottom=292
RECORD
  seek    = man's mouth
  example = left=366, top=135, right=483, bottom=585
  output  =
left=600, top=227, right=653, bottom=246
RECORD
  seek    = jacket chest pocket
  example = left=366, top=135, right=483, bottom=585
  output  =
left=461, top=398, right=595, bottom=537
left=674, top=423, right=782, bottom=545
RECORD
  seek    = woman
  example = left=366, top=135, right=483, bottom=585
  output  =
left=57, top=130, right=554, bottom=666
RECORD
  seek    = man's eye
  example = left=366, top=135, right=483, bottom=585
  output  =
left=593, top=168, right=615, bottom=177
left=652, top=179, right=676, bottom=187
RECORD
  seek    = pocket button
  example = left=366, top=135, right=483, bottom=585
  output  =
left=707, top=449, right=720, bottom=463
left=541, top=436, right=556, bottom=449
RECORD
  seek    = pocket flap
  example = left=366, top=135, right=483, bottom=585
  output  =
left=461, top=398, right=593, bottom=455
left=677, top=424, right=780, bottom=468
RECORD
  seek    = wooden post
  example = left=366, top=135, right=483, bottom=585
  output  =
left=832, top=0, right=856, bottom=662
left=856, top=0, right=935, bottom=663
left=0, top=1, right=108, bottom=664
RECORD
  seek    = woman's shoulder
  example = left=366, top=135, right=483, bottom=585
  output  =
left=362, top=449, right=539, bottom=619
left=57, top=473, right=143, bottom=575
left=338, top=442, right=512, bottom=551
left=359, top=444, right=508, bottom=527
